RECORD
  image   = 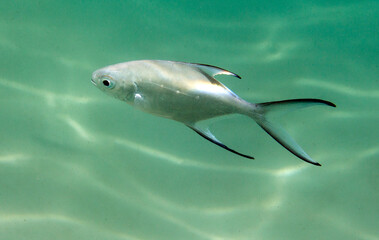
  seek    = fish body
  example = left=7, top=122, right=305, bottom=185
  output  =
left=92, top=60, right=252, bottom=123
left=92, top=60, right=335, bottom=166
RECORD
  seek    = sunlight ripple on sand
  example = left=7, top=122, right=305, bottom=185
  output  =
left=0, top=153, right=29, bottom=164
left=60, top=115, right=93, bottom=141
left=316, top=212, right=377, bottom=240
left=0, top=78, right=96, bottom=106
left=56, top=160, right=234, bottom=240
left=112, top=134, right=292, bottom=176
left=298, top=78, right=379, bottom=99
left=0, top=212, right=143, bottom=240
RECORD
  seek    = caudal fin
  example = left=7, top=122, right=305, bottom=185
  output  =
left=253, top=99, right=336, bottom=166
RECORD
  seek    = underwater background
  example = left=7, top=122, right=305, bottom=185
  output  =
left=0, top=1, right=378, bottom=239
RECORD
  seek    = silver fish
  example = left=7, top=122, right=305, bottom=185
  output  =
left=91, top=60, right=335, bottom=166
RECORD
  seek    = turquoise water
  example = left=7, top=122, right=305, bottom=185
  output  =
left=0, top=1, right=378, bottom=239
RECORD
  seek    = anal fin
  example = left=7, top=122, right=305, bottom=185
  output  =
left=187, top=125, right=254, bottom=160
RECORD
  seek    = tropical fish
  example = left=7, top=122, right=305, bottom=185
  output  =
left=91, top=60, right=335, bottom=166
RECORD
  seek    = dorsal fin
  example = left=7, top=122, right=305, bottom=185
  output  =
left=173, top=61, right=241, bottom=98
left=189, top=63, right=241, bottom=79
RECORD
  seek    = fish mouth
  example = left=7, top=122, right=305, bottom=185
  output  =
left=91, top=78, right=97, bottom=86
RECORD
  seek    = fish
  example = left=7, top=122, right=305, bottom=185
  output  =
left=91, top=60, right=336, bottom=166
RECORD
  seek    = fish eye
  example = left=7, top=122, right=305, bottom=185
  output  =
left=102, top=78, right=115, bottom=89
left=102, top=79, right=110, bottom=86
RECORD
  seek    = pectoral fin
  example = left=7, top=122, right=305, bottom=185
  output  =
left=187, top=124, right=254, bottom=160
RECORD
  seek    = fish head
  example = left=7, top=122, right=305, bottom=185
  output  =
left=91, top=63, right=136, bottom=103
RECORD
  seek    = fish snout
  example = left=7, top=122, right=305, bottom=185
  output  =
left=91, top=72, right=97, bottom=86
left=91, top=77, right=96, bottom=85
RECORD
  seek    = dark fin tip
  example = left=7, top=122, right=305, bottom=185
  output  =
left=188, top=126, right=254, bottom=160
left=260, top=125, right=321, bottom=166
left=305, top=99, right=336, bottom=108
left=328, top=101, right=337, bottom=108
left=316, top=99, right=336, bottom=108
left=260, top=98, right=336, bottom=108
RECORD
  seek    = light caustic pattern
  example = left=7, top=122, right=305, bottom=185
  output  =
left=0, top=1, right=378, bottom=238
left=0, top=76, right=377, bottom=240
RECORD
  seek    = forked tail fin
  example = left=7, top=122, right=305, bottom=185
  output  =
left=252, top=99, right=336, bottom=166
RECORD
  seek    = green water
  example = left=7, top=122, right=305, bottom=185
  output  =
left=0, top=1, right=378, bottom=239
